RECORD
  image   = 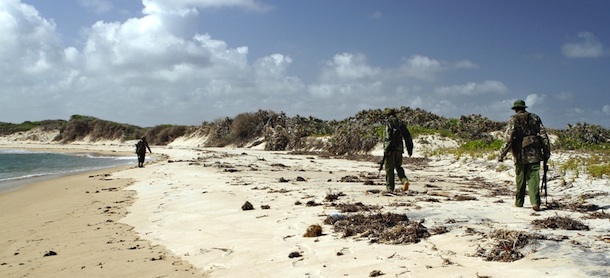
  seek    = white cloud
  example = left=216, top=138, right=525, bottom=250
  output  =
left=525, top=94, right=544, bottom=107
left=435, top=80, right=508, bottom=97
left=142, top=0, right=271, bottom=14
left=2, top=0, right=604, bottom=129
left=394, top=55, right=444, bottom=81
left=320, top=53, right=381, bottom=82
left=561, top=32, right=605, bottom=58
left=306, top=53, right=386, bottom=116
left=0, top=0, right=294, bottom=125
left=603, top=104, right=610, bottom=115
left=0, top=0, right=62, bottom=73
left=454, top=60, right=478, bottom=69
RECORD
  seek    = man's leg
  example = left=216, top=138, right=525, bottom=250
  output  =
left=526, top=163, right=541, bottom=208
left=393, top=152, right=409, bottom=189
left=514, top=164, right=526, bottom=207
left=385, top=152, right=397, bottom=191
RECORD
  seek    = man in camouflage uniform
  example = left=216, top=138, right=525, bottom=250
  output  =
left=383, top=108, right=414, bottom=193
left=135, top=137, right=152, bottom=168
left=498, top=100, right=551, bottom=211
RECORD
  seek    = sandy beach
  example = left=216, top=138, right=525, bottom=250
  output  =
left=1, top=140, right=609, bottom=277
left=0, top=145, right=199, bottom=277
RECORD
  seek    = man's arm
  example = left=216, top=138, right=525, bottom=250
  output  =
left=498, top=118, right=515, bottom=162
left=535, top=114, right=551, bottom=160
left=401, top=123, right=413, bottom=157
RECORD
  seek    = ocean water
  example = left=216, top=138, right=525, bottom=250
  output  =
left=0, top=149, right=135, bottom=192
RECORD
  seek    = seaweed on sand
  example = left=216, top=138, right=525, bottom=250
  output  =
left=583, top=211, right=610, bottom=219
left=475, top=230, right=541, bottom=262
left=547, top=199, right=601, bottom=213
left=324, top=191, right=346, bottom=202
left=531, top=215, right=590, bottom=231
left=324, top=212, right=430, bottom=244
left=332, top=202, right=382, bottom=213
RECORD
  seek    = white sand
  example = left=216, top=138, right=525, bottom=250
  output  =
left=1, top=133, right=609, bottom=277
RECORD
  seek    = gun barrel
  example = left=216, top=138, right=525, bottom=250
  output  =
left=542, top=160, right=548, bottom=205
left=379, top=152, right=386, bottom=171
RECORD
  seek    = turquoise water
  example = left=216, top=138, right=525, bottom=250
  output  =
left=0, top=149, right=135, bottom=192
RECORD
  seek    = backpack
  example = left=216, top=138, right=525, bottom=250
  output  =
left=135, top=140, right=144, bottom=154
left=511, top=112, right=540, bottom=156
left=386, top=119, right=402, bottom=150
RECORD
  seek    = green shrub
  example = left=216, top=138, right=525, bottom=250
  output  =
left=559, top=158, right=580, bottom=177
left=459, top=139, right=503, bottom=151
left=553, top=123, right=610, bottom=151
left=145, top=125, right=188, bottom=145
left=0, top=120, right=66, bottom=135
left=587, top=164, right=610, bottom=178
left=408, top=126, right=453, bottom=138
left=55, top=115, right=146, bottom=143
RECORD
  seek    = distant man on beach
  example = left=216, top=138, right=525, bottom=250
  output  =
left=498, top=100, right=551, bottom=211
left=135, top=137, right=152, bottom=168
left=381, top=108, right=414, bottom=193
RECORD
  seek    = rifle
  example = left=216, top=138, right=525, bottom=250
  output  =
left=541, top=159, right=548, bottom=206
left=378, top=151, right=387, bottom=176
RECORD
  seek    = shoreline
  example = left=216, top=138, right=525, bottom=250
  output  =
left=0, top=145, right=202, bottom=277
left=0, top=146, right=137, bottom=194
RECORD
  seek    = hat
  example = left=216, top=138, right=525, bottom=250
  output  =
left=384, top=108, right=397, bottom=115
left=511, top=100, right=528, bottom=110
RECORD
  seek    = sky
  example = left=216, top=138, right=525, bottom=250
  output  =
left=1, top=0, right=609, bottom=128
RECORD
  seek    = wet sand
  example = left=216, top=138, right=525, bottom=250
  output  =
left=0, top=164, right=201, bottom=277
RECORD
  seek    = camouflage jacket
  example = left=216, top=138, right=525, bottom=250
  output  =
left=135, top=140, right=151, bottom=154
left=499, top=111, right=551, bottom=164
left=383, top=116, right=414, bottom=156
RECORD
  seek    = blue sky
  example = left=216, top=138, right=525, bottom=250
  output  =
left=1, top=0, right=609, bottom=128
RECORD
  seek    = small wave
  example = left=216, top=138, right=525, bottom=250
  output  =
left=0, top=163, right=135, bottom=183
left=0, top=149, right=36, bottom=154
left=75, top=153, right=134, bottom=160
left=0, top=173, right=49, bottom=182
left=0, top=151, right=136, bottom=184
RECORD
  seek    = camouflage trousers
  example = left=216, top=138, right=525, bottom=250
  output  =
left=384, top=151, right=409, bottom=191
left=137, top=152, right=146, bottom=166
left=514, top=162, right=541, bottom=207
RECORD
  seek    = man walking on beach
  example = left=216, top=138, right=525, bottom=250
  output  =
left=498, top=100, right=551, bottom=211
left=135, top=137, right=152, bottom=168
left=382, top=108, right=414, bottom=193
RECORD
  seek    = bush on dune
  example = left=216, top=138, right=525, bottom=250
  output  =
left=0, top=120, right=66, bottom=135
left=144, top=125, right=190, bottom=145
left=3, top=109, right=610, bottom=160
left=553, top=123, right=610, bottom=151
left=54, top=115, right=146, bottom=143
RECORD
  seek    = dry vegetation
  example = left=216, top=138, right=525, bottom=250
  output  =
left=531, top=216, right=590, bottom=231
left=475, top=230, right=542, bottom=262
left=323, top=212, right=431, bottom=244
left=2, top=107, right=609, bottom=158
